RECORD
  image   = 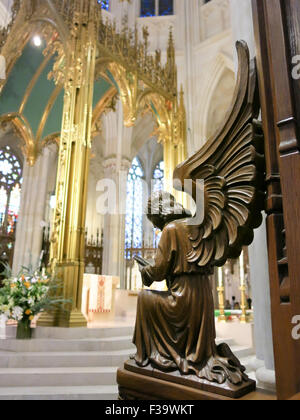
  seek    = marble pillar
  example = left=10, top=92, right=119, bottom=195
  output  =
left=229, top=0, right=256, bottom=66
left=101, top=157, right=131, bottom=288
left=12, top=146, right=57, bottom=273
left=248, top=219, right=276, bottom=391
left=230, top=0, right=276, bottom=391
left=100, top=105, right=133, bottom=288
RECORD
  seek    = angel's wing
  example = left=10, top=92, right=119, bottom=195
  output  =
left=173, top=41, right=265, bottom=268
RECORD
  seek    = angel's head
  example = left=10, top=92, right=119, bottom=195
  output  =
left=146, top=191, right=191, bottom=231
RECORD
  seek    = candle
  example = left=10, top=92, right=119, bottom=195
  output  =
left=218, top=267, right=223, bottom=288
left=240, top=252, right=245, bottom=286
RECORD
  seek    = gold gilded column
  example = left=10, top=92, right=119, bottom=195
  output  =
left=239, top=251, right=248, bottom=324
left=163, top=88, right=187, bottom=204
left=163, top=140, right=175, bottom=193
left=217, top=267, right=226, bottom=323
left=38, top=3, right=97, bottom=328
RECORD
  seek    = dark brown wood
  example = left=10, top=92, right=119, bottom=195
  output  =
left=118, top=368, right=232, bottom=401
left=117, top=368, right=274, bottom=401
left=290, top=393, right=300, bottom=401
left=122, top=360, right=256, bottom=400
left=252, top=0, right=300, bottom=401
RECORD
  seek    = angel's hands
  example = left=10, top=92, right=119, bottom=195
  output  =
left=139, top=265, right=154, bottom=288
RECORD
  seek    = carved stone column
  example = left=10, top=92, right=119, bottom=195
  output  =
left=100, top=104, right=133, bottom=289
left=12, top=145, right=57, bottom=273
left=101, top=156, right=131, bottom=289
left=248, top=219, right=276, bottom=390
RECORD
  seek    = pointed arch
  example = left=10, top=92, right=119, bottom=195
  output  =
left=198, top=52, right=235, bottom=142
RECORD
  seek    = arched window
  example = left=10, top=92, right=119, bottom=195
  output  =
left=125, top=157, right=144, bottom=258
left=97, top=0, right=110, bottom=11
left=141, top=0, right=174, bottom=17
left=0, top=146, right=22, bottom=236
left=152, top=160, right=164, bottom=248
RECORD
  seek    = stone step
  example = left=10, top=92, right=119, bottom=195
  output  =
left=0, top=385, right=118, bottom=400
left=239, top=355, right=257, bottom=373
left=0, top=346, right=252, bottom=370
left=0, top=366, right=119, bottom=387
left=33, top=326, right=135, bottom=340
left=231, top=345, right=254, bottom=359
left=0, top=349, right=132, bottom=368
left=0, top=337, right=241, bottom=358
left=0, top=336, right=135, bottom=353
left=215, top=338, right=235, bottom=347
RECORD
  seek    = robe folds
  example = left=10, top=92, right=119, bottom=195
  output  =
left=133, top=219, right=247, bottom=384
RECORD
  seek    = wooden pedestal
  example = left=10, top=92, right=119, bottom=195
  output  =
left=117, top=360, right=257, bottom=401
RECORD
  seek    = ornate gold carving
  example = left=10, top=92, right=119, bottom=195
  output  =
left=96, top=14, right=177, bottom=102
left=0, top=112, right=37, bottom=165
left=95, top=19, right=186, bottom=185
left=1, top=0, right=187, bottom=327
left=40, top=1, right=100, bottom=327
left=95, top=20, right=184, bottom=145
left=1, top=0, right=187, bottom=175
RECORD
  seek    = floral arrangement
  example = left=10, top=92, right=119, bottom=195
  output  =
left=0, top=264, right=67, bottom=339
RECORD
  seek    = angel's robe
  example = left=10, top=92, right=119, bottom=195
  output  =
left=133, top=219, right=217, bottom=376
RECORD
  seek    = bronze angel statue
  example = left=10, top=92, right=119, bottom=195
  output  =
left=129, top=41, right=265, bottom=393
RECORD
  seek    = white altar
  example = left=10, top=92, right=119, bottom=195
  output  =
left=81, top=274, right=120, bottom=324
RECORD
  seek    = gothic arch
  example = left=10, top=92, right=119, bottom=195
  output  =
left=198, top=52, right=235, bottom=142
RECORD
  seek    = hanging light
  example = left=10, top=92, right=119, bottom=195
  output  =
left=32, top=35, right=42, bottom=47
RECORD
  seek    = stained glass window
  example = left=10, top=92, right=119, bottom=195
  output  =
left=159, top=0, right=173, bottom=16
left=97, top=0, right=110, bottom=11
left=141, top=0, right=156, bottom=17
left=125, top=158, right=144, bottom=258
left=141, top=0, right=173, bottom=17
left=0, top=187, right=7, bottom=226
left=152, top=160, right=164, bottom=248
left=0, top=146, right=22, bottom=235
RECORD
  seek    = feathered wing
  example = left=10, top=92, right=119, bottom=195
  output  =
left=174, top=41, right=265, bottom=268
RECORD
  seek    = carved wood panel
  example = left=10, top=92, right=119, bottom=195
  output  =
left=252, top=0, right=300, bottom=400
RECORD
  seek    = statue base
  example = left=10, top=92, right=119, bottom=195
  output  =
left=117, top=360, right=256, bottom=400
